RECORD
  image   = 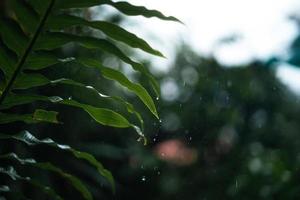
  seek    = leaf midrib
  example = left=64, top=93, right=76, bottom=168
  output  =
left=0, top=0, right=56, bottom=105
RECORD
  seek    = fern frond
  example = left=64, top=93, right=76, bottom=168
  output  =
left=0, top=0, right=179, bottom=198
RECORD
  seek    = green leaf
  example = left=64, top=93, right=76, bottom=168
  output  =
left=1, top=154, right=92, bottom=200
left=0, top=43, right=17, bottom=78
left=0, top=93, right=48, bottom=110
left=29, top=180, right=64, bottom=200
left=105, top=0, right=182, bottom=23
left=34, top=32, right=159, bottom=96
left=0, top=94, right=146, bottom=144
left=36, top=162, right=92, bottom=200
left=9, top=0, right=40, bottom=34
left=78, top=58, right=159, bottom=119
left=46, top=14, right=164, bottom=57
left=2, top=73, right=144, bottom=128
left=62, top=99, right=131, bottom=128
left=0, top=166, right=63, bottom=200
left=0, top=17, right=29, bottom=56
left=28, top=0, right=49, bottom=15
left=0, top=164, right=63, bottom=200
left=0, top=131, right=115, bottom=191
left=0, top=109, right=60, bottom=124
left=51, top=78, right=144, bottom=129
left=0, top=112, right=33, bottom=124
left=54, top=0, right=181, bottom=23
left=0, top=0, right=56, bottom=105
left=25, top=52, right=75, bottom=70
left=0, top=166, right=30, bottom=181
left=13, top=73, right=50, bottom=89
left=33, top=109, right=60, bottom=123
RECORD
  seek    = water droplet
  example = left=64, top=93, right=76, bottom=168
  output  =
left=189, top=136, right=192, bottom=141
left=141, top=176, right=146, bottom=182
left=68, top=96, right=72, bottom=100
left=49, top=96, right=63, bottom=103
left=156, top=97, right=159, bottom=101
left=157, top=171, right=161, bottom=175
left=153, top=138, right=157, bottom=142
left=159, top=119, right=162, bottom=123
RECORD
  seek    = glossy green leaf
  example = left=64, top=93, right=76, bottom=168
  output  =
left=62, top=99, right=131, bottom=128
left=54, top=0, right=181, bottom=23
left=78, top=58, right=158, bottom=119
left=46, top=14, right=164, bottom=57
left=0, top=131, right=115, bottom=191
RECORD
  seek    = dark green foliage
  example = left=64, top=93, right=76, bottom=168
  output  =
left=0, top=0, right=178, bottom=199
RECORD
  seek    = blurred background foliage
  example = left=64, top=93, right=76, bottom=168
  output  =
left=2, top=4, right=300, bottom=200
